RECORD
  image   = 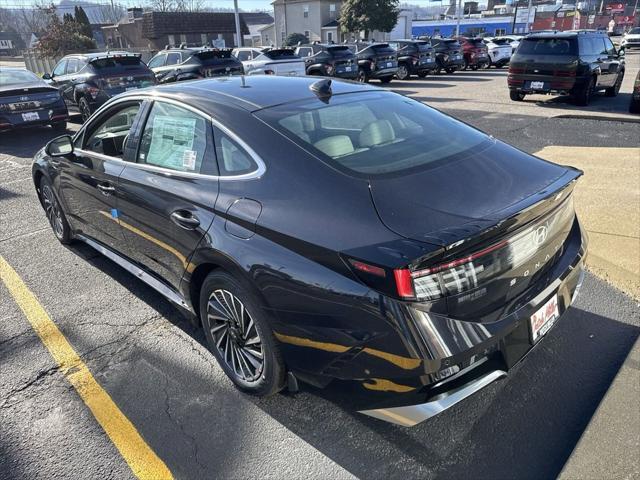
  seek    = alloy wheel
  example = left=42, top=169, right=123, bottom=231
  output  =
left=207, top=289, right=264, bottom=383
left=41, top=184, right=64, bottom=239
left=397, top=65, right=409, bottom=80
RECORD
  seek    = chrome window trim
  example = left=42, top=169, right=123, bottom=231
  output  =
left=73, top=94, right=266, bottom=181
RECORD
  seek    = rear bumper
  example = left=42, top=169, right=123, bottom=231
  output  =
left=277, top=217, right=587, bottom=425
left=508, top=74, right=584, bottom=95
left=0, top=104, right=69, bottom=131
left=370, top=66, right=398, bottom=79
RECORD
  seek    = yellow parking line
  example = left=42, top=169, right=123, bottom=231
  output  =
left=0, top=255, right=173, bottom=480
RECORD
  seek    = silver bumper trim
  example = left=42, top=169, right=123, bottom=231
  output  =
left=359, top=369, right=507, bottom=427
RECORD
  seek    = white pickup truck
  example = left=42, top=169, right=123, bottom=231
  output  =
left=232, top=48, right=306, bottom=77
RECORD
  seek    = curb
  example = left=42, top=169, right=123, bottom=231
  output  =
left=553, top=113, right=640, bottom=124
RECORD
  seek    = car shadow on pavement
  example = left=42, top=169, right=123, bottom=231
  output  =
left=252, top=306, right=640, bottom=480
left=0, top=128, right=68, bottom=158
left=527, top=92, right=633, bottom=116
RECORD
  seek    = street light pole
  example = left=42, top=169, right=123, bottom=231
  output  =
left=234, top=0, right=242, bottom=48
left=455, top=0, right=462, bottom=36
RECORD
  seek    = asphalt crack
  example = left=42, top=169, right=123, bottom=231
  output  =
left=0, top=365, right=61, bottom=410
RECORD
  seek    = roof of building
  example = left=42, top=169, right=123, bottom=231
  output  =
left=142, top=11, right=249, bottom=39
left=322, top=20, right=339, bottom=28
left=239, top=12, right=274, bottom=25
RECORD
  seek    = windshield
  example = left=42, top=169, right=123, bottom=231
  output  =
left=491, top=38, right=511, bottom=45
left=518, top=37, right=578, bottom=55
left=628, top=27, right=640, bottom=34
left=264, top=49, right=298, bottom=60
left=416, top=42, right=432, bottom=51
left=0, top=69, right=41, bottom=85
left=328, top=46, right=353, bottom=57
left=439, top=40, right=461, bottom=49
left=91, top=56, right=145, bottom=69
left=257, top=92, right=489, bottom=177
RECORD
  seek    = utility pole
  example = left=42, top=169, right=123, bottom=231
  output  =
left=511, top=1, right=519, bottom=34
left=234, top=0, right=242, bottom=47
left=525, top=0, right=533, bottom=32
left=455, top=0, right=462, bottom=36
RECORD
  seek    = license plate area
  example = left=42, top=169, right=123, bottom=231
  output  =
left=529, top=295, right=559, bottom=343
left=529, top=81, right=546, bottom=90
left=21, top=111, right=40, bottom=121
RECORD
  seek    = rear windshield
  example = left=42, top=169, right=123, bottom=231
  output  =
left=257, top=92, right=488, bottom=177
left=491, top=38, right=511, bottom=45
left=263, top=49, right=298, bottom=60
left=518, top=37, right=578, bottom=55
left=628, top=27, right=640, bottom=34
left=0, top=69, right=40, bottom=85
left=90, top=56, right=144, bottom=70
left=439, top=40, right=461, bottom=49
left=416, top=42, right=432, bottom=51
left=327, top=46, right=353, bottom=57
left=467, top=39, right=484, bottom=46
left=191, top=50, right=235, bottom=65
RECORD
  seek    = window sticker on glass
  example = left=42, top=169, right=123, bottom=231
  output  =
left=146, top=115, right=197, bottom=170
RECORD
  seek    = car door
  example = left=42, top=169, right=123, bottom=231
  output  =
left=116, top=100, right=219, bottom=290
left=60, top=58, right=81, bottom=104
left=595, top=37, right=615, bottom=87
left=58, top=99, right=146, bottom=254
left=602, top=36, right=621, bottom=87
left=147, top=53, right=168, bottom=80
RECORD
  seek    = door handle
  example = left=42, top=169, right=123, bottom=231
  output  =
left=170, top=210, right=200, bottom=229
left=97, top=183, right=116, bottom=194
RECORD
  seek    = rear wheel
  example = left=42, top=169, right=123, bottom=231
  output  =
left=510, top=90, right=525, bottom=101
left=471, top=65, right=479, bottom=71
left=40, top=177, right=72, bottom=244
left=357, top=68, right=369, bottom=83
left=605, top=72, right=623, bottom=97
left=463, top=59, right=469, bottom=70
left=379, top=76, right=393, bottom=84
left=200, top=271, right=285, bottom=396
left=396, top=63, right=410, bottom=80
left=51, top=121, right=67, bottom=132
left=445, top=67, right=456, bottom=74
left=573, top=76, right=595, bottom=106
left=417, top=71, right=428, bottom=78
left=78, top=97, right=93, bottom=122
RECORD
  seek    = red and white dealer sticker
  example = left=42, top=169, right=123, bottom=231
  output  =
left=530, top=295, right=559, bottom=342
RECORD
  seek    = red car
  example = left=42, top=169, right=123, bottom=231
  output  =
left=456, top=37, right=490, bottom=70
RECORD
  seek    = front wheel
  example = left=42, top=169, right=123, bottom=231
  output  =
left=200, top=271, right=285, bottom=396
left=510, top=90, right=525, bottom=101
left=445, top=67, right=456, bottom=74
left=40, top=177, right=72, bottom=244
left=605, top=72, right=623, bottom=97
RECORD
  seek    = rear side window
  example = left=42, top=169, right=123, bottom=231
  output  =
left=264, top=49, right=298, bottom=60
left=137, top=102, right=210, bottom=174
left=213, top=127, right=258, bottom=176
left=166, top=52, right=182, bottom=65
left=297, top=47, right=313, bottom=57
left=236, top=50, right=252, bottom=61
left=148, top=54, right=166, bottom=68
left=518, top=38, right=577, bottom=55
left=258, top=92, right=488, bottom=177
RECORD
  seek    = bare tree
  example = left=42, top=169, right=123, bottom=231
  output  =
left=92, top=2, right=126, bottom=24
left=148, top=0, right=176, bottom=12
left=175, top=0, right=205, bottom=12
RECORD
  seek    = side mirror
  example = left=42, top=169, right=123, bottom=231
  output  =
left=618, top=48, right=625, bottom=57
left=42, top=73, right=52, bottom=80
left=46, top=135, right=74, bottom=157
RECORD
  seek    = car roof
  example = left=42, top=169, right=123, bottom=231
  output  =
left=65, top=51, right=135, bottom=59
left=118, top=75, right=378, bottom=112
left=526, top=30, right=607, bottom=39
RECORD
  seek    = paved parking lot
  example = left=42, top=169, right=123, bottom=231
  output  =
left=1, top=52, right=639, bottom=479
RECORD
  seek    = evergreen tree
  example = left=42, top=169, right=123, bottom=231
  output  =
left=340, top=0, right=399, bottom=40
left=74, top=6, right=93, bottom=39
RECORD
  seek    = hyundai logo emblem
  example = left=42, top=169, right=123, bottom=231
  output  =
left=534, top=226, right=548, bottom=246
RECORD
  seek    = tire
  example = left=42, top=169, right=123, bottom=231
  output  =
left=510, top=90, right=525, bottom=101
left=78, top=96, right=93, bottom=122
left=396, top=63, right=410, bottom=80
left=471, top=65, right=479, bottom=71
left=605, top=72, right=623, bottom=97
left=573, top=76, right=595, bottom=106
left=39, top=177, right=72, bottom=244
left=630, top=99, right=640, bottom=114
left=357, top=68, right=369, bottom=83
left=51, top=121, right=67, bottom=132
left=200, top=271, right=285, bottom=396
left=445, top=67, right=456, bottom=74
left=379, top=76, right=393, bottom=84
left=463, top=59, right=469, bottom=71
left=417, top=71, right=428, bottom=78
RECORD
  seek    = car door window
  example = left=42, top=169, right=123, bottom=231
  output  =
left=236, top=50, right=252, bottom=61
left=166, top=52, right=182, bottom=65
left=84, top=103, right=142, bottom=158
left=137, top=102, right=211, bottom=174
left=52, top=60, right=67, bottom=77
left=66, top=58, right=79, bottom=74
left=148, top=54, right=166, bottom=68
left=213, top=127, right=258, bottom=176
left=603, top=37, right=616, bottom=56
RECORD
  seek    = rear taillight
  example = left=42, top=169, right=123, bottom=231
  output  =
left=554, top=70, right=576, bottom=77
left=325, top=64, right=334, bottom=74
left=403, top=197, right=574, bottom=301
left=509, top=67, right=525, bottom=74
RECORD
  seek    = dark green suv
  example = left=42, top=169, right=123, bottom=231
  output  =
left=508, top=31, right=625, bottom=106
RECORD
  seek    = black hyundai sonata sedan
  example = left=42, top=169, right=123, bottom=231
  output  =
left=32, top=76, right=587, bottom=426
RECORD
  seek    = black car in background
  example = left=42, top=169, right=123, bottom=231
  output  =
left=429, top=37, right=465, bottom=74
left=0, top=68, right=68, bottom=132
left=344, top=42, right=398, bottom=83
left=508, top=31, right=625, bottom=106
left=45, top=52, right=156, bottom=121
left=295, top=44, right=358, bottom=79
left=33, top=76, right=586, bottom=426
left=388, top=39, right=437, bottom=80
left=147, top=46, right=244, bottom=83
